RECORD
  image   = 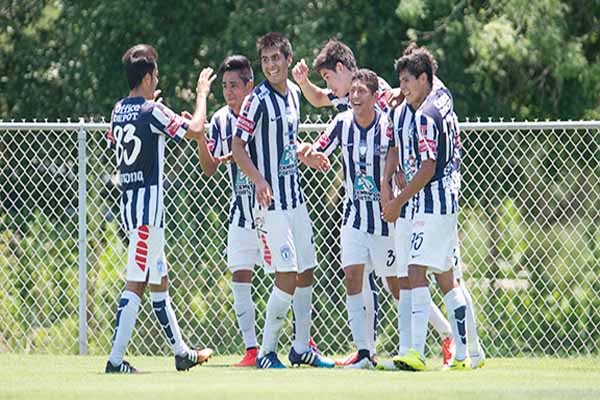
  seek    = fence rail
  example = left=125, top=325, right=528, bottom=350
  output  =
left=1, top=119, right=599, bottom=357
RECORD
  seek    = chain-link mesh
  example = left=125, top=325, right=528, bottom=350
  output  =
left=1, top=120, right=599, bottom=357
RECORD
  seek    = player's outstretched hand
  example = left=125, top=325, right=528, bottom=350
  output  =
left=255, top=178, right=272, bottom=209
left=292, top=59, right=309, bottom=85
left=385, top=87, right=404, bottom=108
left=381, top=197, right=402, bottom=223
left=197, top=67, right=217, bottom=98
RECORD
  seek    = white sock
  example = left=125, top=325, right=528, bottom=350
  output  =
left=292, top=285, right=313, bottom=353
left=151, top=291, right=190, bottom=356
left=429, top=302, right=452, bottom=337
left=398, top=289, right=412, bottom=356
left=411, top=287, right=431, bottom=357
left=443, top=287, right=468, bottom=361
left=108, top=290, right=141, bottom=366
left=232, top=282, right=257, bottom=349
left=260, top=286, right=292, bottom=357
left=461, top=284, right=482, bottom=357
left=363, top=272, right=377, bottom=355
left=346, top=293, right=369, bottom=351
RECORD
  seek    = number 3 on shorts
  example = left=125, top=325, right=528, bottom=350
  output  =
left=411, top=232, right=424, bottom=251
left=386, top=249, right=396, bottom=267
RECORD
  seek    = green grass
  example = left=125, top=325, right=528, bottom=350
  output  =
left=1, top=354, right=599, bottom=400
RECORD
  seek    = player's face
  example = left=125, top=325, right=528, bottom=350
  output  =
left=320, top=63, right=352, bottom=97
left=399, top=70, right=428, bottom=108
left=349, top=80, right=376, bottom=115
left=222, top=70, right=252, bottom=113
left=260, top=47, right=291, bottom=88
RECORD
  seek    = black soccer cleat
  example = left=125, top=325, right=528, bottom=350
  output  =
left=175, top=347, right=214, bottom=371
left=105, top=359, right=139, bottom=374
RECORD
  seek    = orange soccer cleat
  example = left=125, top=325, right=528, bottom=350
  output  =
left=441, top=336, right=456, bottom=369
left=234, top=348, right=258, bottom=367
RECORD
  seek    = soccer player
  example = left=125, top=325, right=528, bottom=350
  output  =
left=105, top=44, right=214, bottom=373
left=382, top=49, right=468, bottom=371
left=293, top=38, right=454, bottom=366
left=232, top=32, right=334, bottom=369
left=194, top=55, right=261, bottom=367
left=302, top=69, right=399, bottom=369
left=386, top=43, right=485, bottom=369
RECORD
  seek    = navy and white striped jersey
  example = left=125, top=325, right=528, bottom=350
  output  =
left=400, top=86, right=462, bottom=215
left=208, top=105, right=254, bottom=229
left=389, top=76, right=454, bottom=219
left=327, top=76, right=392, bottom=113
left=235, top=80, right=304, bottom=211
left=314, top=109, right=394, bottom=236
left=108, top=97, right=188, bottom=232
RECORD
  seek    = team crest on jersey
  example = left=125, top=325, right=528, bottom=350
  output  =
left=358, top=140, right=368, bottom=157
left=234, top=170, right=253, bottom=196
left=354, top=174, right=380, bottom=201
left=279, top=144, right=298, bottom=176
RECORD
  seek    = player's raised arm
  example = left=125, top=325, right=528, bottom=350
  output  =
left=292, top=59, right=332, bottom=108
left=194, top=112, right=221, bottom=177
left=185, top=67, right=216, bottom=140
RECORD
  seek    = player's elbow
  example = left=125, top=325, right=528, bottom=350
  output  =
left=422, top=159, right=436, bottom=180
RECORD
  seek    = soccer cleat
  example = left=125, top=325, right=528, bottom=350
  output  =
left=335, top=351, right=359, bottom=366
left=175, top=347, right=213, bottom=371
left=441, top=336, right=455, bottom=369
left=344, top=351, right=373, bottom=370
left=105, top=360, right=139, bottom=374
left=308, top=336, right=320, bottom=354
left=375, top=359, right=399, bottom=371
left=448, top=358, right=470, bottom=371
left=256, top=352, right=286, bottom=369
left=470, top=346, right=486, bottom=369
left=392, top=348, right=426, bottom=371
left=288, top=347, right=335, bottom=368
left=233, top=348, right=258, bottom=367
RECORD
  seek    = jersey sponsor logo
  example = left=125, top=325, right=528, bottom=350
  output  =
left=353, top=174, right=380, bottom=201
left=234, top=170, right=253, bottom=196
left=279, top=144, right=298, bottom=176
left=237, top=115, right=255, bottom=134
left=418, top=138, right=437, bottom=154
left=119, top=170, right=144, bottom=185
left=318, top=133, right=330, bottom=148
left=165, top=114, right=185, bottom=138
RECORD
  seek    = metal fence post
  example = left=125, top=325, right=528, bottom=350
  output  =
left=78, top=120, right=88, bottom=355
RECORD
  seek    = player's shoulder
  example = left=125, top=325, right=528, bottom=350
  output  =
left=212, top=105, right=231, bottom=120
left=252, top=81, right=272, bottom=101
left=288, top=80, right=301, bottom=95
left=335, top=109, right=353, bottom=123
left=422, top=87, right=453, bottom=122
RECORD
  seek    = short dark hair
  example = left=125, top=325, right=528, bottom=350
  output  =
left=256, top=32, right=292, bottom=59
left=394, top=50, right=434, bottom=85
left=402, top=42, right=438, bottom=75
left=313, top=39, right=357, bottom=74
left=351, top=69, right=378, bottom=94
left=218, top=55, right=254, bottom=83
left=122, top=44, right=157, bottom=90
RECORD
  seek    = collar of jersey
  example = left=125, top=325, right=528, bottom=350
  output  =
left=353, top=109, right=380, bottom=132
left=264, top=79, right=289, bottom=99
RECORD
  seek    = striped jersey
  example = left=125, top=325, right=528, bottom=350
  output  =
left=108, top=96, right=188, bottom=231
left=208, top=105, right=254, bottom=229
left=327, top=76, right=392, bottom=113
left=314, top=109, right=394, bottom=236
left=392, top=83, right=461, bottom=215
left=235, top=79, right=304, bottom=211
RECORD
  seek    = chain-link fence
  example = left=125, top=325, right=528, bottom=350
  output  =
left=1, top=119, right=599, bottom=357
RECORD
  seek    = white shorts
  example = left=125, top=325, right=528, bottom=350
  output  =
left=340, top=225, right=398, bottom=277
left=126, top=225, right=168, bottom=285
left=408, top=213, right=458, bottom=274
left=254, top=203, right=317, bottom=274
left=395, top=216, right=463, bottom=279
left=227, top=224, right=262, bottom=272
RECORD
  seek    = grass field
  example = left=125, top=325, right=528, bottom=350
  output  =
left=1, top=354, right=599, bottom=400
